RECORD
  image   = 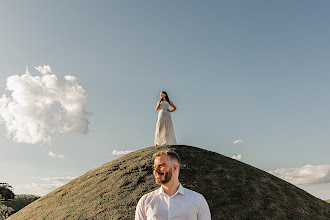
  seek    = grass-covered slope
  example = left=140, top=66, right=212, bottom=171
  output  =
left=8, top=145, right=330, bottom=219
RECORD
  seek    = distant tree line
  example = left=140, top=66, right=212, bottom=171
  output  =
left=0, top=182, right=15, bottom=201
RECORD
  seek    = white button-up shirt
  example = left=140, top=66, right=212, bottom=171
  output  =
left=135, top=183, right=211, bottom=220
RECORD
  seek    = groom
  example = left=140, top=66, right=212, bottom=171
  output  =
left=135, top=150, right=211, bottom=220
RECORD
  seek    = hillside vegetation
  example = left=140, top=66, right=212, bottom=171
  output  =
left=1, top=194, right=40, bottom=219
left=8, top=145, right=330, bottom=219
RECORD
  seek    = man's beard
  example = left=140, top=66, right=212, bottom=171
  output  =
left=155, top=168, right=172, bottom=185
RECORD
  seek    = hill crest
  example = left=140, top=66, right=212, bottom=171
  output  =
left=8, top=145, right=330, bottom=219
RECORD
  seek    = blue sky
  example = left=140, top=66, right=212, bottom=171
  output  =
left=1, top=1, right=330, bottom=200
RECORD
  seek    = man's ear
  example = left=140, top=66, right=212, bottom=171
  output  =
left=173, top=163, right=178, bottom=172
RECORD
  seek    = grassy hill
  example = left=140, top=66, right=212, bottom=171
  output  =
left=8, top=145, right=330, bottom=219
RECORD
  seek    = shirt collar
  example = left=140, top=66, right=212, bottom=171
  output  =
left=157, top=183, right=185, bottom=196
left=177, top=183, right=185, bottom=195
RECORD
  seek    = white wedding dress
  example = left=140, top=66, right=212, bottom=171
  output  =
left=154, top=100, right=177, bottom=146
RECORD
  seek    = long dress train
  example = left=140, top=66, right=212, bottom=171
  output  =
left=154, top=100, right=177, bottom=146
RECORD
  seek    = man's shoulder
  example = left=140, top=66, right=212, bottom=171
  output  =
left=139, top=188, right=160, bottom=201
left=183, top=186, right=203, bottom=197
left=182, top=186, right=207, bottom=202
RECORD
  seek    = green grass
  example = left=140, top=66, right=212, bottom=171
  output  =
left=8, top=145, right=330, bottom=220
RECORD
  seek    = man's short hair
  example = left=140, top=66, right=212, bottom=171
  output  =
left=153, top=151, right=181, bottom=166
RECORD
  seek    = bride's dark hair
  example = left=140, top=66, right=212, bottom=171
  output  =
left=161, top=91, right=170, bottom=103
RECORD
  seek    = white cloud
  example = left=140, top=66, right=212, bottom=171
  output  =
left=112, top=149, right=133, bottom=156
left=13, top=176, right=76, bottom=196
left=268, top=164, right=330, bottom=185
left=232, top=154, right=242, bottom=161
left=13, top=183, right=51, bottom=196
left=34, top=176, right=75, bottom=183
left=35, top=65, right=52, bottom=75
left=48, top=151, right=56, bottom=158
left=233, top=140, right=244, bottom=144
left=298, top=183, right=330, bottom=200
left=0, top=66, right=91, bottom=144
left=48, top=151, right=65, bottom=159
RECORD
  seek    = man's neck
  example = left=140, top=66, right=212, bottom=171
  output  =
left=161, top=180, right=180, bottom=196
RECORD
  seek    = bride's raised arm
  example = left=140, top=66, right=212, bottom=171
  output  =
left=155, top=100, right=161, bottom=111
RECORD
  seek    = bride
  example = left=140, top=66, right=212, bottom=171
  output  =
left=154, top=91, right=177, bottom=146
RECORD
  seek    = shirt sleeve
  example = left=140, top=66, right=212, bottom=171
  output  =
left=135, top=196, right=147, bottom=220
left=197, top=194, right=211, bottom=220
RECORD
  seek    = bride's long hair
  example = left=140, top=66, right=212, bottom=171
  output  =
left=161, top=91, right=170, bottom=103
